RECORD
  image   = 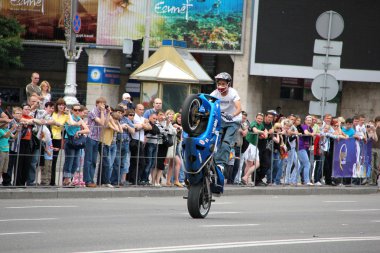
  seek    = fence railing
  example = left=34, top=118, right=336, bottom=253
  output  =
left=1, top=126, right=378, bottom=188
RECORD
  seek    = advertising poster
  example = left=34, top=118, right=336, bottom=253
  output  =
left=333, top=139, right=372, bottom=178
left=97, top=0, right=244, bottom=51
left=1, top=0, right=244, bottom=52
left=149, top=0, right=244, bottom=51
left=0, top=0, right=98, bottom=43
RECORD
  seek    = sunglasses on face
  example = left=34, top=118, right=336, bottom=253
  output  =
left=72, top=109, right=81, bottom=112
left=128, top=114, right=135, bottom=116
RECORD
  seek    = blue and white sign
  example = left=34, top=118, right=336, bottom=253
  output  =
left=88, top=65, right=120, bottom=85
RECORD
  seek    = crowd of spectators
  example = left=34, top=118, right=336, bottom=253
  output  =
left=0, top=73, right=186, bottom=188
left=231, top=111, right=380, bottom=187
left=0, top=72, right=379, bottom=188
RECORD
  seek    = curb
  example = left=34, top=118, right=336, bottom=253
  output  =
left=0, top=186, right=378, bottom=199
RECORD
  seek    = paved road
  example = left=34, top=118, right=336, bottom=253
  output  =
left=1, top=194, right=380, bottom=253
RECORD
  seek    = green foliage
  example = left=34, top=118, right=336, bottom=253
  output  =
left=0, top=15, right=24, bottom=68
left=155, top=13, right=242, bottom=50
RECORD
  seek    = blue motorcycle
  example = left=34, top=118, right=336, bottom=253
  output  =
left=181, top=93, right=225, bottom=218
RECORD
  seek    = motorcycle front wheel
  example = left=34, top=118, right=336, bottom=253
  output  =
left=187, top=177, right=212, bottom=218
left=181, top=94, right=208, bottom=137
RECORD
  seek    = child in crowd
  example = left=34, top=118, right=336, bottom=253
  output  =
left=0, top=122, right=15, bottom=183
left=40, top=132, right=53, bottom=186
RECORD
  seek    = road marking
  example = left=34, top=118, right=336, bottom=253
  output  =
left=324, top=201, right=357, bottom=203
left=73, top=236, right=380, bottom=253
left=371, top=220, right=380, bottom=223
left=5, top=205, right=78, bottom=209
left=200, top=224, right=260, bottom=228
left=181, top=211, right=243, bottom=215
left=0, top=218, right=58, bottom=222
left=338, top=209, right=380, bottom=212
left=208, top=211, right=242, bottom=214
left=0, top=232, right=41, bottom=236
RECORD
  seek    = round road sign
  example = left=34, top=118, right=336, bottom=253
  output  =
left=316, top=11, right=344, bottom=40
left=311, top=73, right=339, bottom=101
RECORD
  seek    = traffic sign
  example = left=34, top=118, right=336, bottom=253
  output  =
left=316, top=11, right=344, bottom=40
left=314, top=39, right=343, bottom=56
left=311, top=73, right=339, bottom=101
left=73, top=14, right=81, bottom=34
left=312, top=55, right=341, bottom=70
left=309, top=101, right=337, bottom=117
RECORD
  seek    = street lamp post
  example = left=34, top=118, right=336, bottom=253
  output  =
left=143, top=0, right=151, bottom=62
left=63, top=0, right=82, bottom=105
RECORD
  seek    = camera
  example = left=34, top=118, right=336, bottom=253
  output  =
left=105, top=105, right=109, bottom=110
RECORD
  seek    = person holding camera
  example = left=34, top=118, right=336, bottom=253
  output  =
left=83, top=97, right=109, bottom=187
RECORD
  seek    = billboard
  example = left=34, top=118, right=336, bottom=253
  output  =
left=250, top=0, right=380, bottom=82
left=0, top=0, right=245, bottom=53
left=0, top=0, right=98, bottom=43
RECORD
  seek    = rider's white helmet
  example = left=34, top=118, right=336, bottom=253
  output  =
left=215, top=72, right=232, bottom=94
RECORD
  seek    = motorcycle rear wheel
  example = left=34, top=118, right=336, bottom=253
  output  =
left=187, top=177, right=212, bottom=218
left=181, top=94, right=208, bottom=137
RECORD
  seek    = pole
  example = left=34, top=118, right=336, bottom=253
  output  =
left=143, top=0, right=151, bottom=62
left=321, top=11, right=334, bottom=119
left=63, top=0, right=81, bottom=106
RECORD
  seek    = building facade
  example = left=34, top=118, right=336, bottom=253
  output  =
left=0, top=0, right=379, bottom=119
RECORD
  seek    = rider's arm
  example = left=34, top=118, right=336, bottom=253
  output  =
left=232, top=100, right=242, bottom=117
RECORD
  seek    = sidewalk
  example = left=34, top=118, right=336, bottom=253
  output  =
left=0, top=185, right=378, bottom=199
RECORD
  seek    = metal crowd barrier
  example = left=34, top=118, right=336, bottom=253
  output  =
left=1, top=125, right=183, bottom=188
left=1, top=124, right=377, bottom=188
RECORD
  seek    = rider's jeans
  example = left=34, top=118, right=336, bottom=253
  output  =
left=214, top=121, right=240, bottom=167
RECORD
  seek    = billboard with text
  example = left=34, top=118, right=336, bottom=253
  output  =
left=0, top=0, right=245, bottom=53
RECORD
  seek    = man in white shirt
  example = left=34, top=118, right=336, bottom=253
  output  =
left=210, top=72, right=242, bottom=192
left=129, top=104, right=151, bottom=185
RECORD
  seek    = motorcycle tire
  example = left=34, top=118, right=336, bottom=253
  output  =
left=187, top=178, right=212, bottom=218
left=181, top=94, right=208, bottom=137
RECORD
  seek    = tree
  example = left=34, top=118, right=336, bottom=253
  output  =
left=0, top=15, right=24, bottom=68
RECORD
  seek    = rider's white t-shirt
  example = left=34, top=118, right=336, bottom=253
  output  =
left=210, top=87, right=242, bottom=123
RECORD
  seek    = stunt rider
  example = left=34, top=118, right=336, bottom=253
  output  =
left=210, top=72, right=242, bottom=193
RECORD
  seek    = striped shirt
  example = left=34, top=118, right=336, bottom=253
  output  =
left=87, top=107, right=107, bottom=142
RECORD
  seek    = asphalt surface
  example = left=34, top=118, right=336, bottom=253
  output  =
left=0, top=184, right=378, bottom=199
left=1, top=194, right=380, bottom=253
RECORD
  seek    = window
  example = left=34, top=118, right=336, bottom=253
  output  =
left=162, top=83, right=188, bottom=112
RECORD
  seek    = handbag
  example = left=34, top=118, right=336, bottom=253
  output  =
left=280, top=144, right=288, bottom=159
left=67, top=134, right=87, bottom=150
left=162, top=133, right=174, bottom=148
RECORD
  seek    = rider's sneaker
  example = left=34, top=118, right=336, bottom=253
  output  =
left=212, top=164, right=225, bottom=194
left=215, top=165, right=225, bottom=185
